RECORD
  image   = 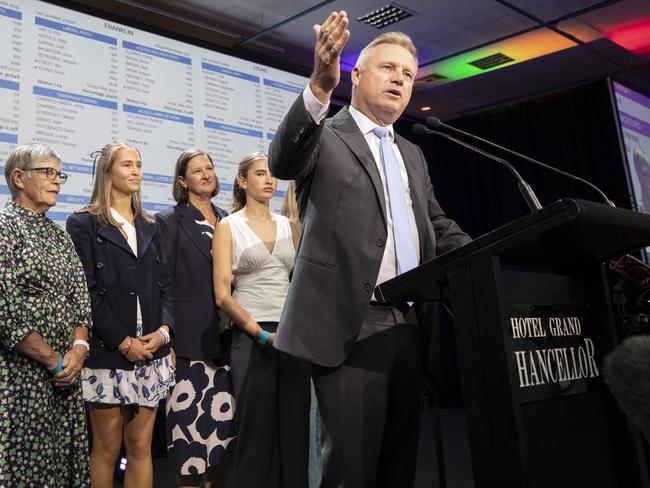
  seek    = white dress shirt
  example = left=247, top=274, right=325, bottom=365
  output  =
left=302, top=85, right=420, bottom=290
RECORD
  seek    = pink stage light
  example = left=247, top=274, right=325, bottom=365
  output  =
left=606, top=18, right=650, bottom=56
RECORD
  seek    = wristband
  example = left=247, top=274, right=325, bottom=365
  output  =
left=49, top=354, right=63, bottom=374
left=120, top=337, right=133, bottom=355
left=73, top=339, right=90, bottom=351
left=258, top=330, right=270, bottom=346
left=157, top=327, right=170, bottom=345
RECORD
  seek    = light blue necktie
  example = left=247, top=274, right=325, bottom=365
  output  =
left=372, top=126, right=418, bottom=275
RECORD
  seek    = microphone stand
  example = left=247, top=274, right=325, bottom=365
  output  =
left=426, top=116, right=616, bottom=207
left=413, top=124, right=542, bottom=211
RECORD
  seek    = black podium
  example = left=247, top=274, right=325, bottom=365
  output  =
left=375, top=198, right=650, bottom=488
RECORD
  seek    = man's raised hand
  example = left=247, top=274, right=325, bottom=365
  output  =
left=310, top=11, right=350, bottom=104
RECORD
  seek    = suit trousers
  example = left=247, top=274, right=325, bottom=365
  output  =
left=312, top=305, right=423, bottom=488
left=232, top=323, right=311, bottom=488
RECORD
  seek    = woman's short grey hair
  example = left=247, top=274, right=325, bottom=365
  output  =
left=4, top=143, right=62, bottom=198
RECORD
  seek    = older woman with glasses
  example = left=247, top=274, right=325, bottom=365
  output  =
left=0, top=143, right=92, bottom=487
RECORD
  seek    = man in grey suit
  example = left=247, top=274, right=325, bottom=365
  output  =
left=269, top=10, right=471, bottom=488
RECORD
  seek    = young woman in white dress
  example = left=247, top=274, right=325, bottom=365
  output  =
left=212, top=152, right=310, bottom=488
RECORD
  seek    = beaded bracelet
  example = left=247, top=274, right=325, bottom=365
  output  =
left=120, top=337, right=133, bottom=355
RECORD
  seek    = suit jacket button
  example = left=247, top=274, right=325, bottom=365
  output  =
left=96, top=262, right=104, bottom=269
left=96, top=237, right=103, bottom=243
left=376, top=239, right=385, bottom=247
left=99, top=288, right=106, bottom=296
left=363, top=282, right=372, bottom=292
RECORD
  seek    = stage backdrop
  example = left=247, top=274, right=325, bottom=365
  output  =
left=0, top=0, right=308, bottom=220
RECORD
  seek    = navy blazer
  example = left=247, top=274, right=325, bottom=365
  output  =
left=155, top=202, right=228, bottom=359
left=66, top=211, right=174, bottom=370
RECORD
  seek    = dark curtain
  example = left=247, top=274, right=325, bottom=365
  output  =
left=397, top=79, right=630, bottom=238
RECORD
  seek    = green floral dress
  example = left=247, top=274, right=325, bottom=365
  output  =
left=0, top=201, right=92, bottom=487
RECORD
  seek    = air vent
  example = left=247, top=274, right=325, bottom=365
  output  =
left=422, top=73, right=448, bottom=82
left=357, top=4, right=414, bottom=29
left=468, top=53, right=514, bottom=70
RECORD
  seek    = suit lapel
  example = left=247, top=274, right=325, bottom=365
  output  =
left=97, top=224, right=135, bottom=257
left=178, top=203, right=213, bottom=262
left=330, top=107, right=387, bottom=225
left=395, top=134, right=429, bottom=262
left=135, top=216, right=156, bottom=258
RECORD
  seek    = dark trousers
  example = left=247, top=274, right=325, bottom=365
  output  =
left=231, top=323, right=311, bottom=488
left=312, top=306, right=423, bottom=488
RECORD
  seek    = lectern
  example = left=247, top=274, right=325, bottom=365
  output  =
left=375, top=198, right=650, bottom=488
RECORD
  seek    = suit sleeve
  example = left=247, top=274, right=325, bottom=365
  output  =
left=65, top=232, right=93, bottom=333
left=154, top=211, right=178, bottom=284
left=66, top=214, right=130, bottom=350
left=418, top=146, right=472, bottom=255
left=153, top=222, right=175, bottom=332
left=268, top=93, right=326, bottom=183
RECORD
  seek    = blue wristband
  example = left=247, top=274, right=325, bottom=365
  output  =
left=49, top=354, right=63, bottom=375
left=258, top=330, right=270, bottom=346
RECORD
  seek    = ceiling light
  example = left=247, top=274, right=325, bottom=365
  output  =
left=420, top=106, right=431, bottom=111
left=357, top=4, right=414, bottom=29
left=606, top=18, right=650, bottom=56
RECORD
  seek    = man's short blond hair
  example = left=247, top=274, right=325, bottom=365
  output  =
left=356, top=32, right=418, bottom=67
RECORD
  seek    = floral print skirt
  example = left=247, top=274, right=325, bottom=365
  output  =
left=81, top=323, right=175, bottom=407
left=166, top=356, right=237, bottom=475
left=80, top=355, right=175, bottom=407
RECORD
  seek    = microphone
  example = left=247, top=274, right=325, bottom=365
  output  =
left=603, top=335, right=650, bottom=442
left=413, top=123, right=542, bottom=211
left=426, top=116, right=616, bottom=207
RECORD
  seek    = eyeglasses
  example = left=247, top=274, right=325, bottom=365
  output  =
left=25, top=167, right=69, bottom=184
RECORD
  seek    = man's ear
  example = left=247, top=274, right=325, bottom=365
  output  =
left=351, top=66, right=361, bottom=88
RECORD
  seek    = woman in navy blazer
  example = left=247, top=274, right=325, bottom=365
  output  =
left=155, top=149, right=235, bottom=488
left=67, top=141, right=174, bottom=488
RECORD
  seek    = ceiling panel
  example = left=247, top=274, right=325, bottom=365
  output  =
left=502, top=0, right=619, bottom=21
left=70, top=0, right=650, bottom=120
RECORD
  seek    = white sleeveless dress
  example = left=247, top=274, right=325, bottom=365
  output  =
left=223, top=211, right=295, bottom=322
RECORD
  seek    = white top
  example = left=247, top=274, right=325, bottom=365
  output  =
left=110, top=208, right=143, bottom=326
left=302, top=85, right=420, bottom=291
left=223, top=211, right=295, bottom=322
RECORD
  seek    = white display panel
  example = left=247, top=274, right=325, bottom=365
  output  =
left=0, top=0, right=308, bottom=220
left=613, top=81, right=650, bottom=214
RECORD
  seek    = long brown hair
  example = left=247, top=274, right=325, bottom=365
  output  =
left=231, top=151, right=268, bottom=213
left=172, top=149, right=220, bottom=204
left=78, top=141, right=152, bottom=225
left=280, top=180, right=300, bottom=232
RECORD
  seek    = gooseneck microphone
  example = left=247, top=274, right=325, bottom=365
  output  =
left=413, top=123, right=542, bottom=211
left=426, top=116, right=616, bottom=207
